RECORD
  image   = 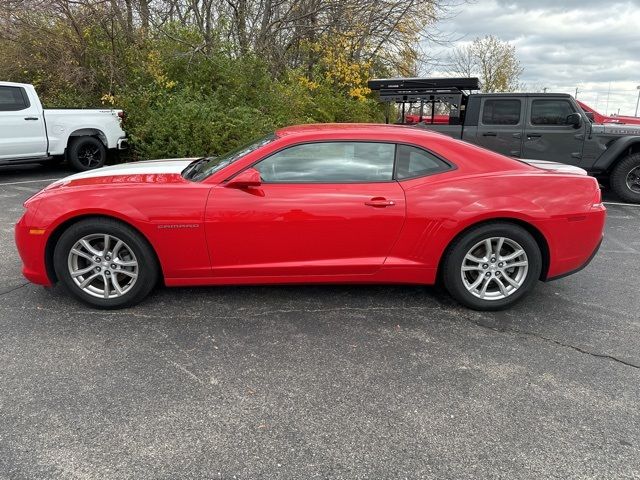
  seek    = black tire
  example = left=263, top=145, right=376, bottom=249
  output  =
left=67, top=136, right=106, bottom=171
left=610, top=153, right=640, bottom=203
left=442, top=222, right=542, bottom=311
left=53, top=218, right=159, bottom=309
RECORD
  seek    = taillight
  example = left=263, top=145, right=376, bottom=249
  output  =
left=117, top=111, right=126, bottom=122
left=592, top=182, right=603, bottom=207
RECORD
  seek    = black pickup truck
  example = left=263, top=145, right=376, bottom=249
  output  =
left=368, top=77, right=640, bottom=203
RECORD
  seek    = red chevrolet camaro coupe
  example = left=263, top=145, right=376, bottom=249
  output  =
left=15, top=124, right=606, bottom=310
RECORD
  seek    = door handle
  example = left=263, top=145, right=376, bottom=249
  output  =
left=24, top=117, right=38, bottom=121
left=527, top=133, right=542, bottom=138
left=482, top=132, right=497, bottom=137
left=512, top=133, right=522, bottom=139
left=365, top=198, right=395, bottom=208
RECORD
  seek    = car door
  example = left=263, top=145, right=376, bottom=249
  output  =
left=522, top=97, right=586, bottom=165
left=0, top=85, right=47, bottom=160
left=205, top=141, right=406, bottom=277
left=474, top=97, right=524, bottom=157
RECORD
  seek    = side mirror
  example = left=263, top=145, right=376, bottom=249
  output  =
left=226, top=167, right=262, bottom=188
left=567, top=112, right=583, bottom=128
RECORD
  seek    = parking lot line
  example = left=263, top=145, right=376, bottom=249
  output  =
left=0, top=178, right=62, bottom=187
left=603, top=201, right=640, bottom=207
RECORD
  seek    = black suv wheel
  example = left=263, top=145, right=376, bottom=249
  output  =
left=610, top=153, right=640, bottom=203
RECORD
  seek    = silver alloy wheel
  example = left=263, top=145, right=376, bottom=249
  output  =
left=67, top=233, right=138, bottom=299
left=626, top=166, right=640, bottom=193
left=461, top=237, right=529, bottom=301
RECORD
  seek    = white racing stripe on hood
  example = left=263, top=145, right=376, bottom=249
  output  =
left=63, top=158, right=198, bottom=181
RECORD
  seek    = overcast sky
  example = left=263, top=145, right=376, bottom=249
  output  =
left=428, top=0, right=640, bottom=116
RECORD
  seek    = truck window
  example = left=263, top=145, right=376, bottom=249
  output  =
left=531, top=99, right=575, bottom=125
left=482, top=99, right=521, bottom=125
left=0, top=86, right=30, bottom=111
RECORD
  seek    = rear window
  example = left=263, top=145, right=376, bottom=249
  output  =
left=0, top=86, right=29, bottom=111
left=482, top=99, right=521, bottom=125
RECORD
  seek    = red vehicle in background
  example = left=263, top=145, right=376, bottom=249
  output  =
left=405, top=113, right=450, bottom=125
left=577, top=100, right=640, bottom=125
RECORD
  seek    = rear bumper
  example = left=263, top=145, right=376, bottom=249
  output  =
left=542, top=206, right=606, bottom=280
left=546, top=236, right=602, bottom=281
left=117, top=137, right=129, bottom=150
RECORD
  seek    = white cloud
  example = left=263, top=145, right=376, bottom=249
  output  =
left=425, top=0, right=640, bottom=115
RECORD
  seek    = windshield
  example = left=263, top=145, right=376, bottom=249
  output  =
left=183, top=134, right=276, bottom=181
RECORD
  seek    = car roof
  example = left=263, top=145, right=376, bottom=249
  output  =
left=0, top=81, right=31, bottom=88
left=275, top=123, right=442, bottom=140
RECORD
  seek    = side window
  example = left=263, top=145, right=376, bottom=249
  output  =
left=0, top=86, right=29, bottom=112
left=482, top=99, right=521, bottom=125
left=395, top=145, right=451, bottom=180
left=531, top=99, right=575, bottom=125
left=255, top=142, right=395, bottom=183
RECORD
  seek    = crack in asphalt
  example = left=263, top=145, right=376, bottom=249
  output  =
left=1, top=283, right=638, bottom=370
left=0, top=282, right=29, bottom=296
left=463, top=313, right=640, bottom=370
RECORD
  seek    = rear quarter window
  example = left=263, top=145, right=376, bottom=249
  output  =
left=0, top=86, right=30, bottom=112
left=395, top=144, right=452, bottom=180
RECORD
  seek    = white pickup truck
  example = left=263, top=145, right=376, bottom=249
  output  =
left=0, top=82, right=127, bottom=171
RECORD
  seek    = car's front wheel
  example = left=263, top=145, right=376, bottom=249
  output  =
left=53, top=218, right=159, bottom=308
left=442, top=222, right=542, bottom=310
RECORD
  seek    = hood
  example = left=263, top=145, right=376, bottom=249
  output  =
left=47, top=158, right=197, bottom=189
left=520, top=159, right=587, bottom=176
left=592, top=123, right=640, bottom=136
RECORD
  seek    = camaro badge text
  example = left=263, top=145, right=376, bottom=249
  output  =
left=157, top=224, right=200, bottom=229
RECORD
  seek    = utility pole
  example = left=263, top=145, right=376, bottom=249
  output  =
left=635, top=86, right=640, bottom=117
left=575, top=86, right=579, bottom=99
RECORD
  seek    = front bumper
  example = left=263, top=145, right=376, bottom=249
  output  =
left=15, top=212, right=52, bottom=286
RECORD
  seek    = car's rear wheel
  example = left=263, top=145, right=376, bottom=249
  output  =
left=67, top=136, right=106, bottom=171
left=53, top=218, right=159, bottom=308
left=442, top=223, right=542, bottom=310
left=610, top=153, right=640, bottom=203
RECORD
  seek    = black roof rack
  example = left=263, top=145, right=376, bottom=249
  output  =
left=368, top=77, right=481, bottom=125
left=368, top=77, right=480, bottom=103
left=368, top=77, right=480, bottom=91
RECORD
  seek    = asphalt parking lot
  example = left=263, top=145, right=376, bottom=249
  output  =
left=1, top=164, right=639, bottom=479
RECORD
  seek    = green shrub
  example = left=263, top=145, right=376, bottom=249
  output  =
left=0, top=23, right=385, bottom=160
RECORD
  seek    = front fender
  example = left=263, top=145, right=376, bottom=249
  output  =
left=592, top=135, right=640, bottom=172
left=32, top=185, right=212, bottom=281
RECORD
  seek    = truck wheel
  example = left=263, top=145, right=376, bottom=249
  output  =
left=610, top=153, right=640, bottom=203
left=68, top=137, right=106, bottom=171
